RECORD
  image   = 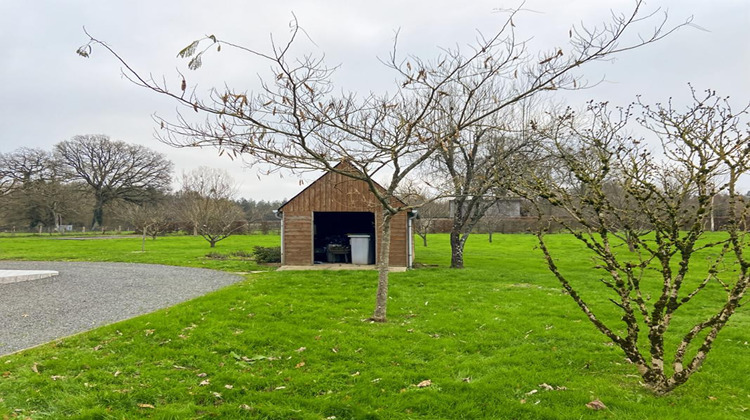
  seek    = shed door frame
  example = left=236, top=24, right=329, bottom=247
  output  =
left=311, top=211, right=377, bottom=264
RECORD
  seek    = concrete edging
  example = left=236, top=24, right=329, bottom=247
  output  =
left=0, top=270, right=59, bottom=284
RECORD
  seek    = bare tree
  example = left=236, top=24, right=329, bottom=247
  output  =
left=54, top=135, right=173, bottom=229
left=0, top=171, right=12, bottom=198
left=475, top=198, right=525, bottom=242
left=395, top=183, right=447, bottom=247
left=1, top=149, right=45, bottom=214
left=512, top=90, right=750, bottom=394
left=414, top=200, right=449, bottom=247
left=0, top=148, right=52, bottom=184
left=118, top=200, right=176, bottom=249
left=0, top=148, right=89, bottom=231
left=79, top=0, right=686, bottom=321
left=430, top=97, right=556, bottom=267
left=178, top=167, right=246, bottom=248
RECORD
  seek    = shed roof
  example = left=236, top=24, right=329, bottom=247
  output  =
left=278, top=160, right=406, bottom=211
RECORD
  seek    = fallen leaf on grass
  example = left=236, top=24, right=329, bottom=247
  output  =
left=274, top=386, right=286, bottom=390
left=137, top=403, right=155, bottom=409
left=212, top=392, right=222, bottom=398
left=416, top=379, right=432, bottom=388
left=114, top=371, right=121, bottom=377
left=173, top=365, right=187, bottom=370
left=199, top=379, right=210, bottom=386
left=2, top=371, right=11, bottom=378
left=295, top=361, right=305, bottom=368
left=331, top=347, right=338, bottom=353
left=351, top=371, right=360, bottom=376
left=31, top=363, right=39, bottom=374
left=225, top=384, right=234, bottom=389
left=197, top=372, right=208, bottom=377
left=536, top=382, right=567, bottom=392
left=708, top=396, right=717, bottom=401
left=50, top=375, right=65, bottom=381
left=239, top=404, right=252, bottom=410
left=295, top=347, right=307, bottom=353
left=525, top=389, right=538, bottom=396
left=586, top=400, right=607, bottom=410
left=144, top=329, right=155, bottom=336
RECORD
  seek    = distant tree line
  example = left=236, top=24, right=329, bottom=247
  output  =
left=0, top=135, right=283, bottom=242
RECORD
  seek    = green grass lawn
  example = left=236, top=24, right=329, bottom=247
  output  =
left=0, top=233, right=281, bottom=272
left=0, top=233, right=747, bottom=419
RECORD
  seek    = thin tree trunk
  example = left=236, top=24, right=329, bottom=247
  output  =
left=450, top=228, right=464, bottom=268
left=372, top=211, right=393, bottom=322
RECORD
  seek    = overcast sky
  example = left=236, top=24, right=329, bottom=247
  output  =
left=1, top=0, right=748, bottom=201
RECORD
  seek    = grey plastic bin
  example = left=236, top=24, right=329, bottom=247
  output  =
left=347, top=234, right=371, bottom=265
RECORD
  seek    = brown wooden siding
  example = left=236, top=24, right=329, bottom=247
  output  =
left=282, top=214, right=312, bottom=265
left=280, top=166, right=410, bottom=267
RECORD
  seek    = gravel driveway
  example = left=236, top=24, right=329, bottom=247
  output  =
left=0, top=261, right=243, bottom=356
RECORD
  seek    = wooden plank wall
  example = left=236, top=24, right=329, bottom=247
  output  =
left=281, top=170, right=409, bottom=266
left=282, top=214, right=313, bottom=265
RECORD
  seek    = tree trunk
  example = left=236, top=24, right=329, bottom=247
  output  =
left=371, top=211, right=393, bottom=322
left=52, top=211, right=61, bottom=232
left=450, top=228, right=464, bottom=269
left=488, top=231, right=493, bottom=243
left=91, top=196, right=105, bottom=229
left=142, top=226, right=147, bottom=252
left=210, top=240, right=217, bottom=248
left=421, top=234, right=428, bottom=247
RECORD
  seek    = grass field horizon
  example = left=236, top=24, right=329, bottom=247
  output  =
left=0, top=233, right=747, bottom=419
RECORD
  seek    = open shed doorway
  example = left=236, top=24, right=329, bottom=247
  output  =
left=313, top=211, right=376, bottom=264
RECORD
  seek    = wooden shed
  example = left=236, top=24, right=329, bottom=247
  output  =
left=275, top=162, right=414, bottom=268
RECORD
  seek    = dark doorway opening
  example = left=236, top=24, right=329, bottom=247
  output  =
left=313, top=211, right=375, bottom=264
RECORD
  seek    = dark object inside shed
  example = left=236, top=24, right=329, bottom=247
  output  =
left=313, top=211, right=375, bottom=264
